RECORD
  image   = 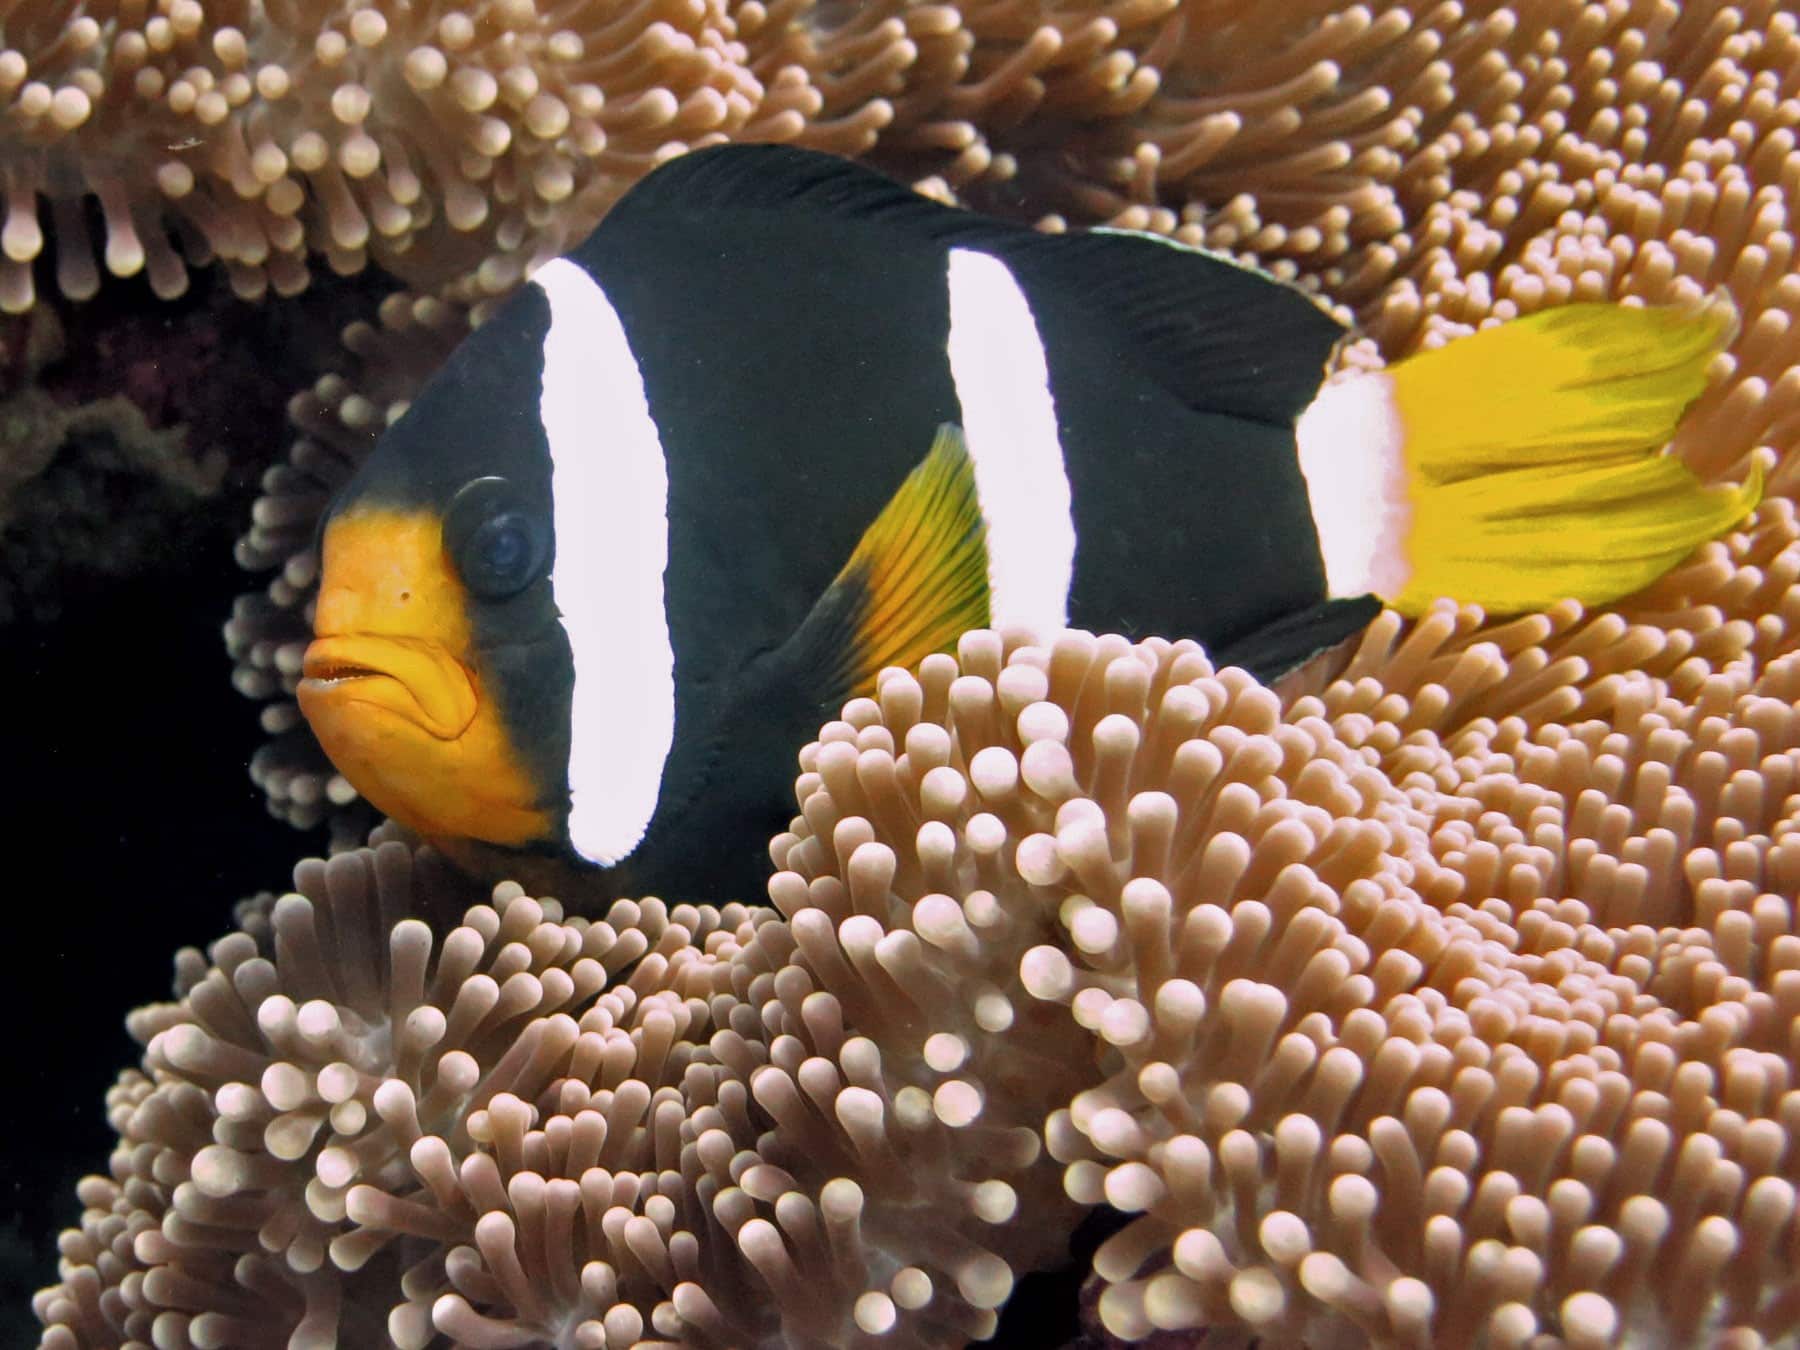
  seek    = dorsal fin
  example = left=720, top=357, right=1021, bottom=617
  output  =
left=594, top=144, right=1347, bottom=427
left=603, top=141, right=954, bottom=229
left=1031, top=227, right=1346, bottom=425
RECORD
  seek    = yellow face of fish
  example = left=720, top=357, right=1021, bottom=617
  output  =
left=298, top=507, right=553, bottom=847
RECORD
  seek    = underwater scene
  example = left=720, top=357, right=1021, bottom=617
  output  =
left=4, top=1, right=1800, bottom=1347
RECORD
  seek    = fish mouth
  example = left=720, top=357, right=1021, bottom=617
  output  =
left=299, top=634, right=478, bottom=740
left=297, top=630, right=550, bottom=848
left=304, top=658, right=382, bottom=686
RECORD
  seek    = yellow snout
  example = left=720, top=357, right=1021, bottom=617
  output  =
left=298, top=508, right=550, bottom=847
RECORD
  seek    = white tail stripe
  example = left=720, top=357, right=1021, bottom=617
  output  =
left=1295, top=371, right=1411, bottom=600
left=944, top=248, right=1074, bottom=636
left=534, top=258, right=675, bottom=866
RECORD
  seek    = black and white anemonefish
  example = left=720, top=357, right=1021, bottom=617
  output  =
left=298, top=144, right=1760, bottom=903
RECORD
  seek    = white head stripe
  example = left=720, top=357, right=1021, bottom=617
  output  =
left=944, top=248, right=1074, bottom=636
left=1294, top=371, right=1410, bottom=601
left=533, top=258, right=675, bottom=866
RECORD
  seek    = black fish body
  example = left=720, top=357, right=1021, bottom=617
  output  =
left=297, top=145, right=1753, bottom=903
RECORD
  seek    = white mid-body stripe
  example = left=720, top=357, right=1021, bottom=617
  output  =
left=944, top=248, right=1075, bottom=636
left=533, top=258, right=675, bottom=866
left=1294, top=372, right=1410, bottom=600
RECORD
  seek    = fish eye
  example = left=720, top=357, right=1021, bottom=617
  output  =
left=445, top=476, right=549, bottom=600
left=472, top=512, right=534, bottom=582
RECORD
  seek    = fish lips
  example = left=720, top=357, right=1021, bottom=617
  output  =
left=298, top=634, right=478, bottom=740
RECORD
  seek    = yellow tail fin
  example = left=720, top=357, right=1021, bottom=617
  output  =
left=1383, top=301, right=1761, bottom=616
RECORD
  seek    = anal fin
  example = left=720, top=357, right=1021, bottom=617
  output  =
left=783, top=424, right=990, bottom=705
left=1215, top=595, right=1383, bottom=685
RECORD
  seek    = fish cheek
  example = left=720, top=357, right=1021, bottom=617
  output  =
left=468, top=594, right=577, bottom=828
left=350, top=669, right=553, bottom=849
left=329, top=715, right=455, bottom=837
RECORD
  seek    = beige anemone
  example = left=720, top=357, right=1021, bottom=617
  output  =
left=771, top=625, right=1800, bottom=1346
left=33, top=1, right=1800, bottom=1343
left=0, top=0, right=875, bottom=310
left=33, top=823, right=1078, bottom=1348
left=0, top=0, right=1196, bottom=312
left=42, top=619, right=1800, bottom=1345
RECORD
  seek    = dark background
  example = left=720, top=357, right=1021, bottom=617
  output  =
left=0, top=534, right=313, bottom=1345
left=0, top=269, right=358, bottom=1346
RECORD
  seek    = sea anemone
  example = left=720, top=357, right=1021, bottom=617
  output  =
left=38, top=622, right=1800, bottom=1345
left=29, top=1, right=1800, bottom=1345
left=0, top=0, right=856, bottom=310
left=0, top=0, right=1159, bottom=314
left=34, top=839, right=755, bottom=1346
left=33, top=825, right=1071, bottom=1347
left=778, top=626, right=1800, bottom=1345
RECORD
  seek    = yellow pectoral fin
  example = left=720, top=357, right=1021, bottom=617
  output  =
left=795, top=423, right=991, bottom=703
left=843, top=423, right=991, bottom=690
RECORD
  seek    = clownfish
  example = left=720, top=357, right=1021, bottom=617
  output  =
left=297, top=144, right=1758, bottom=902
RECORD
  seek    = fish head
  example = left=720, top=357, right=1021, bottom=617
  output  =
left=298, top=316, right=572, bottom=849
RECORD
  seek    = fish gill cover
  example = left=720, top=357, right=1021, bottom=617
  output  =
left=7, top=1, right=1800, bottom=1348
